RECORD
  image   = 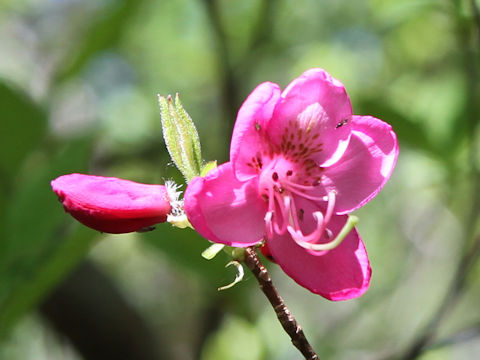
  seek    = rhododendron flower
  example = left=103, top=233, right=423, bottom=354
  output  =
left=184, top=68, right=398, bottom=300
left=51, top=173, right=172, bottom=234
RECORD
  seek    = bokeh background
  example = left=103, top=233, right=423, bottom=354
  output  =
left=1, top=0, right=480, bottom=359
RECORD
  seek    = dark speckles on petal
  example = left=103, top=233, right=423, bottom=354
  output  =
left=257, top=157, right=263, bottom=169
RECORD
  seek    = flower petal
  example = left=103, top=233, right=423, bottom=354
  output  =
left=267, top=68, right=353, bottom=166
left=322, top=115, right=399, bottom=214
left=184, top=162, right=267, bottom=247
left=51, top=173, right=171, bottom=233
left=230, top=82, right=282, bottom=181
left=267, top=213, right=371, bottom=301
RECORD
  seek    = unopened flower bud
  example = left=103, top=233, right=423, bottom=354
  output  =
left=51, top=173, right=172, bottom=234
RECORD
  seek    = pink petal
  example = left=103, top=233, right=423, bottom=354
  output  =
left=267, top=68, right=353, bottom=167
left=230, top=82, right=282, bottom=181
left=184, top=162, right=267, bottom=247
left=267, top=212, right=371, bottom=301
left=51, top=173, right=171, bottom=234
left=322, top=115, right=399, bottom=214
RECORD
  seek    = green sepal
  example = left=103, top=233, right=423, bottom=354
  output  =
left=158, top=93, right=203, bottom=181
left=201, top=161, right=217, bottom=177
left=201, top=243, right=225, bottom=260
left=223, top=246, right=246, bottom=262
left=218, top=261, right=244, bottom=291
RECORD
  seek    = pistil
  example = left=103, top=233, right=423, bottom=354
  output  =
left=290, top=215, right=358, bottom=252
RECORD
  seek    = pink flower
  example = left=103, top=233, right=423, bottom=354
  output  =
left=184, top=68, right=399, bottom=300
left=51, top=173, right=172, bottom=234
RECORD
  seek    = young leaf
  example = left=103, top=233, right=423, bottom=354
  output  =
left=175, top=94, right=203, bottom=173
left=158, top=94, right=203, bottom=181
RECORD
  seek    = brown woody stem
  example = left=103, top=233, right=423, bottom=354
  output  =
left=243, top=247, right=319, bottom=360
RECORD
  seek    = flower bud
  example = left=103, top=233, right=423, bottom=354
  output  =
left=51, top=173, right=172, bottom=234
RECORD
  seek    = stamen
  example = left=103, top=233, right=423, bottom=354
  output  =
left=322, top=191, right=336, bottom=230
left=265, top=211, right=274, bottom=239
left=264, top=186, right=276, bottom=238
left=285, top=185, right=327, bottom=202
left=287, top=211, right=325, bottom=244
left=282, top=179, right=319, bottom=191
left=302, top=191, right=335, bottom=242
left=288, top=194, right=300, bottom=230
left=325, top=228, right=333, bottom=239
left=267, top=187, right=275, bottom=213
left=290, top=215, right=358, bottom=252
left=273, top=194, right=290, bottom=235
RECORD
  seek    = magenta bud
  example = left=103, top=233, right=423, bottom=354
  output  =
left=51, top=173, right=172, bottom=234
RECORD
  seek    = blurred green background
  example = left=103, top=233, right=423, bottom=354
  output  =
left=1, top=0, right=480, bottom=359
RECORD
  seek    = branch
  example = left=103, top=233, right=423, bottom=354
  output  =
left=248, top=0, right=276, bottom=51
left=428, top=323, right=480, bottom=351
left=243, top=247, right=319, bottom=360
left=201, top=0, right=280, bottom=139
left=470, top=0, right=480, bottom=49
left=202, top=0, right=239, bottom=136
left=398, top=235, right=480, bottom=360
left=396, top=2, right=480, bottom=358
